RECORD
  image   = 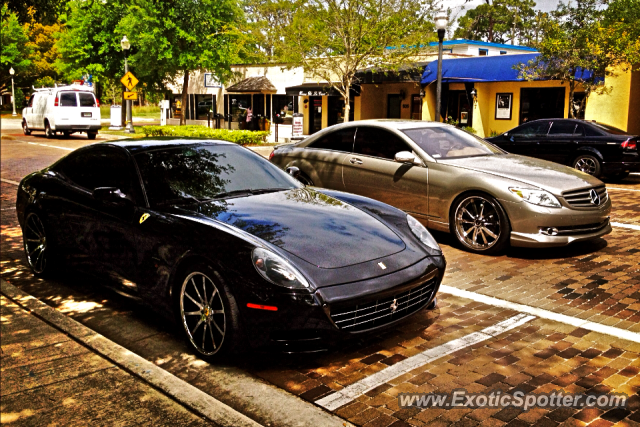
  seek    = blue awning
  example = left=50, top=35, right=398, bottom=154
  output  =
left=421, top=53, right=596, bottom=85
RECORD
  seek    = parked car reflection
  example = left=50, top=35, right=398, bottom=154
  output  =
left=270, top=120, right=612, bottom=254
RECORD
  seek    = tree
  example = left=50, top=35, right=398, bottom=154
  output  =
left=279, top=0, right=439, bottom=123
left=453, top=0, right=536, bottom=44
left=119, top=0, right=244, bottom=124
left=58, top=0, right=244, bottom=124
left=1, top=6, right=32, bottom=92
left=25, top=21, right=64, bottom=88
left=244, top=0, right=304, bottom=61
left=4, top=0, right=66, bottom=25
left=516, top=0, right=640, bottom=118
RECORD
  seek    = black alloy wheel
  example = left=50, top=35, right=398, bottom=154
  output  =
left=452, top=193, right=510, bottom=254
left=177, top=267, right=241, bottom=358
left=573, top=154, right=602, bottom=177
left=23, top=212, right=51, bottom=276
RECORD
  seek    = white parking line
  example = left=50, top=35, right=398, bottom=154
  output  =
left=611, top=222, right=640, bottom=231
left=608, top=187, right=640, bottom=192
left=439, top=285, right=640, bottom=344
left=316, top=313, right=535, bottom=411
left=1, top=178, right=20, bottom=186
left=27, top=141, right=74, bottom=151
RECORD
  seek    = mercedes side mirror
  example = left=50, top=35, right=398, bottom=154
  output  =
left=93, top=187, right=130, bottom=204
left=395, top=151, right=421, bottom=165
left=286, top=166, right=301, bottom=179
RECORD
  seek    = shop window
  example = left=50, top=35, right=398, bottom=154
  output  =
left=196, top=95, right=216, bottom=120
left=479, top=49, right=488, bottom=56
left=225, top=94, right=251, bottom=122
left=272, top=95, right=296, bottom=123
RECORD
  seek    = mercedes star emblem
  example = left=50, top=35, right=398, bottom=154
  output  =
left=589, top=189, right=600, bottom=205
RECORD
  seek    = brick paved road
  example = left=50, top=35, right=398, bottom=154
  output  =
left=2, top=136, right=639, bottom=427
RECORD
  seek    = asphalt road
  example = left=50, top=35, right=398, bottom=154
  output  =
left=1, top=130, right=639, bottom=427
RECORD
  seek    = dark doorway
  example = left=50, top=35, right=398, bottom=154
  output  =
left=387, top=94, right=402, bottom=118
left=411, top=94, right=422, bottom=120
left=519, top=88, right=565, bottom=124
left=309, top=96, right=323, bottom=134
left=445, top=91, right=473, bottom=127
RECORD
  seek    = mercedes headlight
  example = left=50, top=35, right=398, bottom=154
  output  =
left=509, top=187, right=561, bottom=208
left=252, top=248, right=310, bottom=290
left=407, top=215, right=441, bottom=252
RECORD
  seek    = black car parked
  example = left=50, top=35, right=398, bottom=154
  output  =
left=486, top=119, right=639, bottom=179
left=16, top=139, right=445, bottom=358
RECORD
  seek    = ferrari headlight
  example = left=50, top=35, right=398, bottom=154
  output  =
left=509, top=187, right=561, bottom=208
left=252, top=248, right=310, bottom=290
left=407, top=215, right=441, bottom=252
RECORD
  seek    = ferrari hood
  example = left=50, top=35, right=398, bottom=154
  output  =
left=439, top=154, right=604, bottom=194
left=193, top=188, right=406, bottom=269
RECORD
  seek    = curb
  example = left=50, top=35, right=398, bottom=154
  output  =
left=1, top=279, right=261, bottom=427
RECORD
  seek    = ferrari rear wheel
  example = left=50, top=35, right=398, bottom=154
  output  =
left=177, top=267, right=241, bottom=358
left=452, top=193, right=510, bottom=254
left=23, top=212, right=52, bottom=276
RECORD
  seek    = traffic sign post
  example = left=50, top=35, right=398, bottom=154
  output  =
left=121, top=72, right=139, bottom=91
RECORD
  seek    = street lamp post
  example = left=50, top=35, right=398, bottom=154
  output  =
left=121, top=36, right=135, bottom=133
left=435, top=10, right=448, bottom=123
left=9, top=67, right=17, bottom=117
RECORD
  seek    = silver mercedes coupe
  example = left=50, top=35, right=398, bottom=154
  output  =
left=270, top=120, right=612, bottom=254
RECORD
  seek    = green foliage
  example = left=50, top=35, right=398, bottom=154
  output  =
left=1, top=5, right=32, bottom=89
left=453, top=0, right=537, bottom=45
left=141, top=126, right=271, bottom=145
left=463, top=126, right=477, bottom=134
left=488, top=129, right=501, bottom=137
left=25, top=21, right=64, bottom=87
left=4, top=0, right=66, bottom=25
left=444, top=116, right=459, bottom=126
left=14, top=87, right=26, bottom=109
left=516, top=0, right=640, bottom=118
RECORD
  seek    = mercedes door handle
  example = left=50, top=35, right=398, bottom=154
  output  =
left=349, top=158, right=363, bottom=165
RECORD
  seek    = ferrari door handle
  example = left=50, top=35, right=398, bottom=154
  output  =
left=349, top=158, right=363, bottom=165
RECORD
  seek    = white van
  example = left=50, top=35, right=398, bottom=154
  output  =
left=22, top=84, right=101, bottom=139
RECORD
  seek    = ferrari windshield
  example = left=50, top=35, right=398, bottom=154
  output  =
left=402, top=126, right=504, bottom=159
left=135, top=144, right=301, bottom=206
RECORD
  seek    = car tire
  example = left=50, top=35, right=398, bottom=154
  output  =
left=450, top=193, right=510, bottom=255
left=573, top=154, right=602, bottom=177
left=22, top=120, right=31, bottom=136
left=44, top=122, right=54, bottom=139
left=174, top=265, right=243, bottom=359
left=22, top=211, right=61, bottom=277
left=87, top=132, right=97, bottom=140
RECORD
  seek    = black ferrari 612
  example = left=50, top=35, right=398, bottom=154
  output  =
left=17, top=140, right=445, bottom=358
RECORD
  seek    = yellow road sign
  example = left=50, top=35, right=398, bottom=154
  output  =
left=121, top=72, right=139, bottom=90
left=124, top=91, right=138, bottom=100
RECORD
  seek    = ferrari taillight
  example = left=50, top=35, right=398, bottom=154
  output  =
left=621, top=139, right=637, bottom=150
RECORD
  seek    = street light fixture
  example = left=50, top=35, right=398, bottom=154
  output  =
left=121, top=35, right=135, bottom=133
left=434, top=9, right=448, bottom=122
left=9, top=67, right=17, bottom=117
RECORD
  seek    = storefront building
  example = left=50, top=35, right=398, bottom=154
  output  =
left=420, top=53, right=640, bottom=136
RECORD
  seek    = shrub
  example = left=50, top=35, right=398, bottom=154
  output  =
left=488, top=129, right=500, bottom=137
left=140, top=125, right=270, bottom=145
left=462, top=126, right=477, bottom=134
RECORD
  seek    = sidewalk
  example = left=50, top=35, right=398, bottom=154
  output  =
left=0, top=280, right=259, bottom=427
